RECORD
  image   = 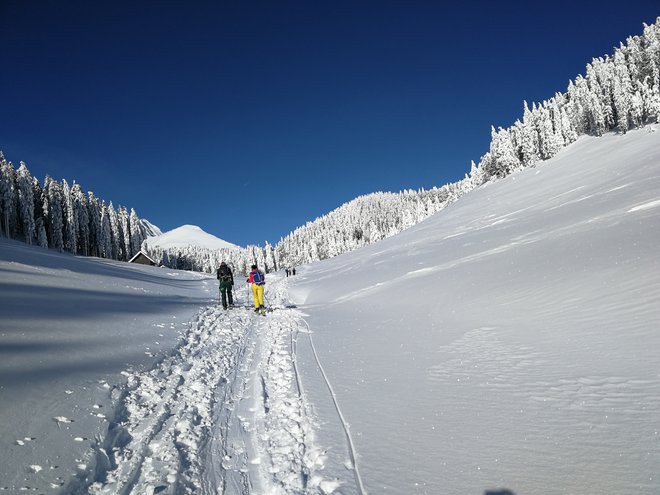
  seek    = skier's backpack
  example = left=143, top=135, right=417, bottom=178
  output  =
left=252, top=270, right=265, bottom=285
left=217, top=264, right=232, bottom=281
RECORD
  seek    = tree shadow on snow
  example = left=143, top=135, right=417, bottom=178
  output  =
left=0, top=238, right=210, bottom=289
left=0, top=282, right=206, bottom=321
left=0, top=282, right=209, bottom=388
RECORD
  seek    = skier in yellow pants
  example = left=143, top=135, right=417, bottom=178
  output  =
left=247, top=264, right=266, bottom=314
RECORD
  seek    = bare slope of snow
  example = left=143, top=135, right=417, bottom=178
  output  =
left=144, top=224, right=239, bottom=250
left=289, top=128, right=660, bottom=494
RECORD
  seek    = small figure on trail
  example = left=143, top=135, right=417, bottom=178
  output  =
left=292, top=267, right=296, bottom=276
left=247, top=264, right=266, bottom=314
left=216, top=261, right=234, bottom=310
left=285, top=268, right=290, bottom=277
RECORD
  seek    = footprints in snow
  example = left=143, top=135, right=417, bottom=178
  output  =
left=11, top=387, right=110, bottom=492
left=15, top=437, right=36, bottom=446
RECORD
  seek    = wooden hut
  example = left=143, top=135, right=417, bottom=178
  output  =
left=128, top=251, right=157, bottom=266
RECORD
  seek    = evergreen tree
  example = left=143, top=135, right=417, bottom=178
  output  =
left=71, top=183, right=89, bottom=255
left=62, top=179, right=78, bottom=253
left=129, top=208, right=142, bottom=257
left=43, top=177, right=65, bottom=252
left=32, top=177, right=48, bottom=248
left=107, top=202, right=122, bottom=260
left=99, top=201, right=113, bottom=259
left=0, top=157, right=17, bottom=238
left=486, top=126, right=520, bottom=178
left=520, top=101, right=540, bottom=167
left=87, top=192, right=102, bottom=257
left=16, top=163, right=36, bottom=244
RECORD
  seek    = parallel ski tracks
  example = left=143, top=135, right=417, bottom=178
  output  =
left=87, top=283, right=363, bottom=495
left=298, top=316, right=367, bottom=495
left=87, top=305, right=251, bottom=495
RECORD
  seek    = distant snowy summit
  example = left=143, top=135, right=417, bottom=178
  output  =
left=145, top=225, right=238, bottom=251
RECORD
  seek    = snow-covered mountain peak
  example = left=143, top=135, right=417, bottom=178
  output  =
left=146, top=224, right=238, bottom=250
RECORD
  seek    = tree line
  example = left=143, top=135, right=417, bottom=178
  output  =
left=0, top=158, right=159, bottom=260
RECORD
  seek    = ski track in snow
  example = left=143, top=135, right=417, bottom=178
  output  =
left=81, top=278, right=346, bottom=495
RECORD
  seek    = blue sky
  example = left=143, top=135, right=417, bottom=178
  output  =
left=1, top=1, right=658, bottom=246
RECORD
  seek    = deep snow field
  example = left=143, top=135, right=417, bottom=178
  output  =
left=1, top=127, right=659, bottom=495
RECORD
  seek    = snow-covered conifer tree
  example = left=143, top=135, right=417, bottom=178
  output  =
left=99, top=201, right=113, bottom=259
left=537, top=104, right=561, bottom=159
left=129, top=208, right=142, bottom=256
left=62, top=179, right=78, bottom=253
left=32, top=177, right=48, bottom=248
left=612, top=51, right=634, bottom=133
left=43, top=177, right=65, bottom=252
left=16, top=162, right=36, bottom=244
left=0, top=157, right=17, bottom=238
left=119, top=206, right=131, bottom=260
left=520, top=102, right=540, bottom=167
left=487, top=126, right=520, bottom=177
left=71, top=183, right=89, bottom=255
left=87, top=192, right=102, bottom=257
left=107, top=202, right=122, bottom=260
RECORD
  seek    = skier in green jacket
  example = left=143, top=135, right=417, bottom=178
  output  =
left=216, top=261, right=234, bottom=309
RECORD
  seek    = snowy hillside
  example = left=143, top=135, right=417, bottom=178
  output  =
left=144, top=224, right=238, bottom=250
left=1, top=127, right=659, bottom=494
left=288, top=127, right=660, bottom=494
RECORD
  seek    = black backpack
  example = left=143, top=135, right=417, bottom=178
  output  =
left=217, top=264, right=232, bottom=281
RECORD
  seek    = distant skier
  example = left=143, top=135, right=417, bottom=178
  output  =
left=247, top=264, right=266, bottom=314
left=285, top=268, right=290, bottom=277
left=216, top=261, right=234, bottom=310
left=292, top=267, right=296, bottom=276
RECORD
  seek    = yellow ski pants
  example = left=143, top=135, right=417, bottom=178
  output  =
left=251, top=283, right=264, bottom=309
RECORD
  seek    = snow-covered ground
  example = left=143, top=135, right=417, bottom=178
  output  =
left=0, top=243, right=335, bottom=494
left=0, top=243, right=215, bottom=492
left=289, top=128, right=660, bottom=494
left=1, top=127, right=659, bottom=494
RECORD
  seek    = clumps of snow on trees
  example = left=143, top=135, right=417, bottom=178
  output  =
left=141, top=241, right=278, bottom=277
left=0, top=159, right=158, bottom=261
left=476, top=19, right=660, bottom=182
left=275, top=187, right=462, bottom=267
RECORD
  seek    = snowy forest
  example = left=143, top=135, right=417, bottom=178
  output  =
left=0, top=157, right=159, bottom=261
left=2, top=19, right=660, bottom=273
